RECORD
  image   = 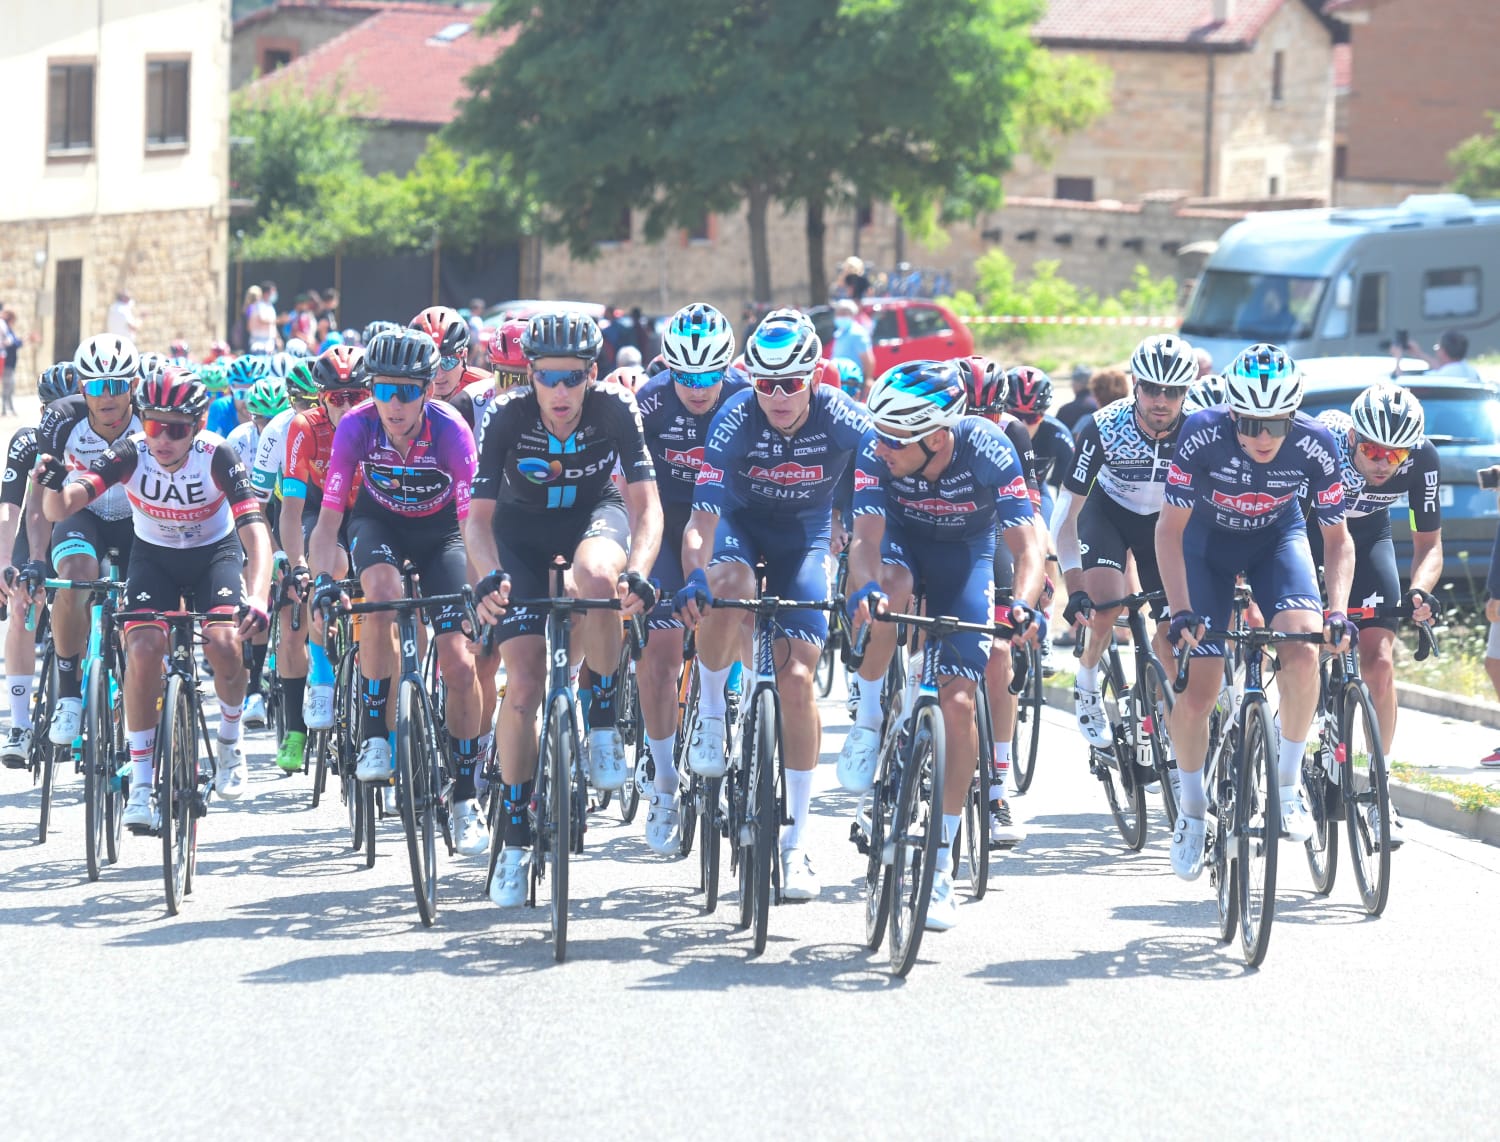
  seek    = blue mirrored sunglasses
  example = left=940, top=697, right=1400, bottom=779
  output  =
left=439, top=355, right=461, bottom=372
left=371, top=381, right=425, bottom=404
left=670, top=367, right=727, bottom=390
left=875, top=429, right=924, bottom=450
left=532, top=368, right=590, bottom=389
left=82, top=377, right=132, bottom=398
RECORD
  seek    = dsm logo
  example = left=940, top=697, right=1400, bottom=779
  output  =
left=518, top=457, right=562, bottom=485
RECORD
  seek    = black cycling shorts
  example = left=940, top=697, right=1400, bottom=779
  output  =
left=51, top=510, right=135, bottom=571
left=347, top=509, right=470, bottom=636
left=646, top=502, right=692, bottom=635
left=1077, top=492, right=1167, bottom=621
left=492, top=499, right=632, bottom=643
left=1310, top=512, right=1403, bottom=634
left=125, top=533, right=243, bottom=621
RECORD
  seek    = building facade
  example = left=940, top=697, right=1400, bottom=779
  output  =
left=0, top=0, right=231, bottom=380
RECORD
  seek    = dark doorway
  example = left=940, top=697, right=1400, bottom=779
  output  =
left=53, top=259, right=82, bottom=364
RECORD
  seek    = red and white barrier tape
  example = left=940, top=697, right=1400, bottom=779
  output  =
left=961, top=314, right=1181, bottom=327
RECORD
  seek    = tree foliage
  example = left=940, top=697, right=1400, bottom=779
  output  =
left=1450, top=112, right=1500, bottom=197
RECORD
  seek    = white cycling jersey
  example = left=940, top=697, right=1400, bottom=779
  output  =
left=1062, top=397, right=1185, bottom=516
left=226, top=420, right=260, bottom=475
left=251, top=407, right=297, bottom=502
left=35, top=394, right=141, bottom=521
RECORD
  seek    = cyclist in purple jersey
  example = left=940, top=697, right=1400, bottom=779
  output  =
left=629, top=303, right=748, bottom=854
left=1156, top=344, right=1355, bottom=880
left=675, top=309, right=871, bottom=900
left=309, top=329, right=490, bottom=857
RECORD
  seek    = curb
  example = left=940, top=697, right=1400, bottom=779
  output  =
left=1394, top=681, right=1500, bottom=732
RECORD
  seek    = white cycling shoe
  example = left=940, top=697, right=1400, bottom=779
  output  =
left=303, top=684, right=335, bottom=731
left=686, top=715, right=727, bottom=779
left=48, top=698, right=82, bottom=747
left=451, top=798, right=489, bottom=856
left=836, top=726, right=880, bottom=793
left=489, top=847, right=530, bottom=908
left=356, top=737, right=395, bottom=783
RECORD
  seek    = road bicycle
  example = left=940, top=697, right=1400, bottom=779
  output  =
left=613, top=617, right=645, bottom=824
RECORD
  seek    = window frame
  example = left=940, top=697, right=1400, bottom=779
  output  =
left=1271, top=50, right=1285, bottom=104
left=1421, top=266, right=1482, bottom=320
left=145, top=56, right=191, bottom=151
left=46, top=58, right=96, bottom=159
left=1054, top=176, right=1095, bottom=202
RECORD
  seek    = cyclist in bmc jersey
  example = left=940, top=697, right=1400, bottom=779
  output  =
left=632, top=302, right=748, bottom=854
left=675, top=309, right=872, bottom=901
left=468, top=311, right=663, bottom=907
left=34, top=334, right=143, bottom=748
left=842, top=361, right=1043, bottom=931
left=309, top=329, right=487, bottom=854
left=1055, top=334, right=1198, bottom=750
left=1157, top=344, right=1354, bottom=880
left=37, top=367, right=272, bottom=825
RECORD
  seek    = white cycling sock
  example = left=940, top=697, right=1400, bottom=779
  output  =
left=1075, top=661, right=1099, bottom=691
left=990, top=741, right=1012, bottom=801
left=1177, top=766, right=1207, bottom=819
left=8, top=676, right=31, bottom=730
left=218, top=700, right=243, bottom=744
left=1277, top=735, right=1306, bottom=788
left=697, top=664, right=731, bottom=719
left=940, top=813, right=961, bottom=875
left=648, top=734, right=677, bottom=793
left=129, top=728, right=157, bottom=788
left=781, top=767, right=814, bottom=852
left=855, top=674, right=883, bottom=730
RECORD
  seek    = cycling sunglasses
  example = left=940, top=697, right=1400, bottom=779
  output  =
left=82, top=377, right=132, bottom=398
left=532, top=367, right=590, bottom=389
left=671, top=367, right=728, bottom=390
left=371, top=381, right=426, bottom=404
left=1234, top=414, right=1294, bottom=439
left=439, top=354, right=462, bottom=372
left=875, top=429, right=932, bottom=451
left=1136, top=380, right=1185, bottom=399
left=1357, top=439, right=1410, bottom=465
left=142, top=418, right=196, bottom=440
left=752, top=373, right=811, bottom=397
left=323, top=388, right=368, bottom=408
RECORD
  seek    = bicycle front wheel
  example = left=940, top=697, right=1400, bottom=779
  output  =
left=1303, top=716, right=1340, bottom=896
left=33, top=646, right=58, bottom=845
left=1097, top=659, right=1146, bottom=851
left=541, top=693, right=574, bottom=962
left=397, top=678, right=441, bottom=926
left=964, top=680, right=994, bottom=896
left=748, top=697, right=779, bottom=956
left=1011, top=644, right=1043, bottom=793
left=889, top=704, right=944, bottom=977
left=159, top=674, right=197, bottom=916
left=83, top=664, right=109, bottom=880
left=1209, top=706, right=1238, bottom=945
left=1342, top=681, right=1390, bottom=917
left=1237, top=696, right=1279, bottom=967
left=1138, top=654, right=1178, bottom=828
left=699, top=776, right=722, bottom=912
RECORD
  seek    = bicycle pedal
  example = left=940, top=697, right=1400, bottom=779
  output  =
left=848, top=821, right=869, bottom=855
left=190, top=792, right=209, bottom=819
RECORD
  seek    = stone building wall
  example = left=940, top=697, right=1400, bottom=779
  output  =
left=230, top=6, right=367, bottom=88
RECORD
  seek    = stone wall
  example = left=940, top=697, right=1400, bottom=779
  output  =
left=360, top=123, right=431, bottom=177
left=0, top=208, right=227, bottom=387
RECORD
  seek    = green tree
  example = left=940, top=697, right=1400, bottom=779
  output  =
left=1450, top=112, right=1500, bottom=196
left=230, top=82, right=367, bottom=232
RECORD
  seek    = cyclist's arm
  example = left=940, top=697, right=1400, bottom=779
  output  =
left=214, top=445, right=272, bottom=609
left=1409, top=526, right=1443, bottom=596
left=1319, top=518, right=1354, bottom=615
left=462, top=498, right=502, bottom=582
left=41, top=439, right=135, bottom=520
left=680, top=510, right=718, bottom=577
left=620, top=477, right=663, bottom=577
left=280, top=492, right=307, bottom=567
left=846, top=512, right=884, bottom=595
left=307, top=504, right=347, bottom=585
left=1006, top=509, right=1046, bottom=610
left=1052, top=489, right=1085, bottom=593
left=1155, top=501, right=1193, bottom=618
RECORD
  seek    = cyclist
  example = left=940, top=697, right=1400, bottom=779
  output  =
left=35, top=366, right=272, bottom=823
left=830, top=356, right=865, bottom=401
left=1182, top=373, right=1228, bottom=416
left=1005, top=366, right=1074, bottom=522
left=209, top=355, right=268, bottom=437
left=0, top=363, right=77, bottom=766
left=1157, top=343, right=1354, bottom=879
left=280, top=345, right=369, bottom=774
left=308, top=330, right=487, bottom=855
left=466, top=311, right=663, bottom=905
left=483, top=319, right=530, bottom=395
left=1055, top=333, right=1197, bottom=751
left=410, top=306, right=493, bottom=429
left=842, top=361, right=1043, bottom=929
left=632, top=302, right=748, bottom=853
left=674, top=308, right=871, bottom=901
left=34, top=334, right=144, bottom=749
left=250, top=357, right=320, bottom=506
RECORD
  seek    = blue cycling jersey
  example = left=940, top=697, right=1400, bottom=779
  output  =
left=852, top=416, right=1034, bottom=546
left=206, top=395, right=240, bottom=439
left=635, top=369, right=750, bottom=507
left=1164, top=408, right=1345, bottom=532
left=693, top=384, right=871, bottom=521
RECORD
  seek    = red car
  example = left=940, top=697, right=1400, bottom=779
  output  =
left=810, top=297, right=974, bottom=375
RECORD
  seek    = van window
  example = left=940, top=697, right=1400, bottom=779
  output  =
left=1422, top=267, right=1480, bottom=319
left=1320, top=271, right=1353, bottom=339
left=1181, top=271, right=1326, bottom=341
left=1355, top=273, right=1386, bottom=335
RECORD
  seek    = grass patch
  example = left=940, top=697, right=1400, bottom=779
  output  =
left=1395, top=610, right=1495, bottom=700
left=1390, top=761, right=1500, bottom=812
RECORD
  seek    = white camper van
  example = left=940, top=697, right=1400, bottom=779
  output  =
left=1180, top=194, right=1500, bottom=370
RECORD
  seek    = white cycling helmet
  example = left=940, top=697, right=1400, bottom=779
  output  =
left=74, top=334, right=139, bottom=381
left=867, top=360, right=967, bottom=439
left=268, top=351, right=297, bottom=379
left=743, top=308, right=821, bottom=378
left=1350, top=382, right=1425, bottom=449
left=662, top=302, right=736, bottom=374
left=1130, top=334, right=1198, bottom=388
left=1182, top=373, right=1228, bottom=416
left=1225, top=343, right=1302, bottom=417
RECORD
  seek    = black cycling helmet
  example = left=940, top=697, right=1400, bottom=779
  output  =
left=362, top=320, right=402, bottom=346
left=364, top=329, right=440, bottom=382
left=38, top=362, right=79, bottom=403
left=521, top=311, right=603, bottom=362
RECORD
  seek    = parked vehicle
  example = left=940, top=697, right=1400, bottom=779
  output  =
left=1182, top=194, right=1500, bottom=370
left=808, top=297, right=974, bottom=376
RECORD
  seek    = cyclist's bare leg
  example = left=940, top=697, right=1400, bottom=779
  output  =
left=496, top=635, right=545, bottom=785
left=639, top=629, right=684, bottom=740
left=986, top=648, right=1016, bottom=742
left=50, top=552, right=97, bottom=687
left=939, top=675, right=978, bottom=816
left=573, top=535, right=627, bottom=677
left=1078, top=565, right=1126, bottom=670
left=849, top=563, right=912, bottom=691
left=775, top=638, right=823, bottom=774
left=1357, top=625, right=1397, bottom=750
left=435, top=630, right=480, bottom=739
left=696, top=561, right=755, bottom=671
left=123, top=626, right=168, bottom=734
left=202, top=619, right=248, bottom=707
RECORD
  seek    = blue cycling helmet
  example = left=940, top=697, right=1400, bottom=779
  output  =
left=831, top=357, right=863, bottom=397
left=866, top=360, right=967, bottom=438
left=38, top=362, right=78, bottom=403
left=225, top=354, right=272, bottom=390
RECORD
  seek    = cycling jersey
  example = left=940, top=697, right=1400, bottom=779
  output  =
left=325, top=399, right=477, bottom=522
left=979, top=411, right=1042, bottom=507
left=473, top=380, right=654, bottom=511
left=282, top=406, right=338, bottom=509
left=2, top=427, right=37, bottom=510
left=636, top=369, right=751, bottom=506
left=251, top=407, right=299, bottom=502
left=693, top=385, right=871, bottom=523
left=226, top=420, right=259, bottom=473
left=1064, top=397, right=1183, bottom=516
left=1029, top=415, right=1075, bottom=490
left=1316, top=409, right=1441, bottom=531
left=1165, top=408, right=1345, bottom=533
left=206, top=394, right=243, bottom=438
left=80, top=431, right=263, bottom=548
left=440, top=365, right=496, bottom=430
left=852, top=416, right=1033, bottom=548
left=35, top=396, right=141, bottom=521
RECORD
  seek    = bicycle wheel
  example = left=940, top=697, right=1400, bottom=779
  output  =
left=889, top=703, right=944, bottom=977
left=964, top=680, right=994, bottom=897
left=159, top=674, right=197, bottom=916
left=83, top=664, right=109, bottom=881
left=310, top=721, right=328, bottom=809
left=1341, top=681, right=1390, bottom=917
left=699, top=776, right=722, bottom=912
left=677, top=770, right=700, bottom=859
left=33, top=645, right=58, bottom=845
left=1208, top=706, right=1238, bottom=944
left=1095, top=658, right=1146, bottom=850
left=616, top=659, right=642, bottom=825
left=396, top=678, right=440, bottom=927
left=104, top=674, right=126, bottom=867
left=1303, top=711, right=1340, bottom=896
left=1011, top=643, right=1043, bottom=793
left=863, top=744, right=895, bottom=951
left=1236, top=696, right=1279, bottom=968
left=541, top=692, right=573, bottom=962
left=734, top=696, right=758, bottom=933
left=815, top=635, right=836, bottom=698
left=748, top=696, right=778, bottom=956
left=1137, top=654, right=1177, bottom=827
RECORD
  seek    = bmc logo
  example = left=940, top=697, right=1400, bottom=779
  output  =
left=1317, top=482, right=1344, bottom=507
left=1166, top=464, right=1192, bottom=487
left=853, top=469, right=879, bottom=493
left=749, top=463, right=823, bottom=484
left=665, top=447, right=705, bottom=470
left=1211, top=489, right=1294, bottom=516
left=696, top=463, right=724, bottom=485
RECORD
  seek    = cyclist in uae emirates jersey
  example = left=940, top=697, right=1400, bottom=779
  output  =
left=466, top=311, right=663, bottom=907
left=674, top=309, right=872, bottom=902
left=1157, top=344, right=1354, bottom=881
left=36, top=366, right=272, bottom=826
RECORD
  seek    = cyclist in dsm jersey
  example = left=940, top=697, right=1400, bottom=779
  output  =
left=1158, top=344, right=1355, bottom=880
left=675, top=308, right=872, bottom=901
left=0, top=363, right=78, bottom=766
left=36, top=367, right=273, bottom=822
left=467, top=311, right=664, bottom=907
left=309, top=329, right=489, bottom=854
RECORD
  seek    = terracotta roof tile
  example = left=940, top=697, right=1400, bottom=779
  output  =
left=1033, top=0, right=1287, bottom=50
left=244, top=5, right=513, bottom=125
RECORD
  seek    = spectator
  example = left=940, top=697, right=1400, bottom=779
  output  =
left=1072, top=367, right=1129, bottom=437
left=320, top=288, right=340, bottom=326
left=1400, top=328, right=1482, bottom=380
left=829, top=298, right=875, bottom=383
left=830, top=255, right=870, bottom=303
left=0, top=307, right=19, bottom=415
left=616, top=345, right=643, bottom=369
left=629, top=306, right=659, bottom=361
left=245, top=284, right=279, bottom=353
left=290, top=292, right=318, bottom=345
left=464, top=297, right=486, bottom=348
left=1056, top=364, right=1097, bottom=427
left=106, top=291, right=142, bottom=339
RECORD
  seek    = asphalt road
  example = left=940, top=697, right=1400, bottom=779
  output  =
left=1, top=678, right=1496, bottom=1141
